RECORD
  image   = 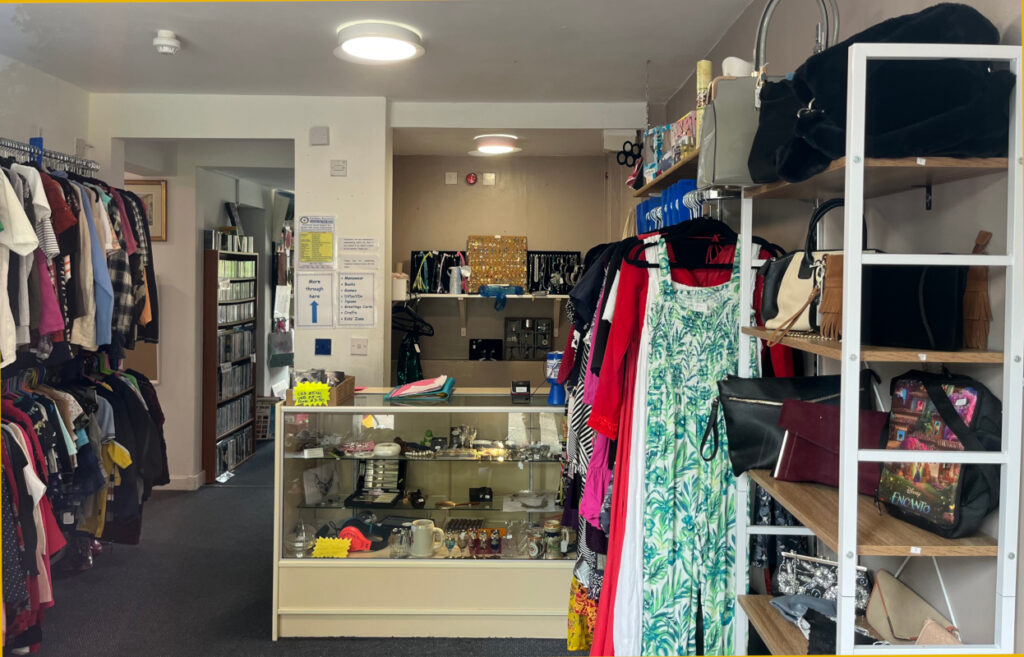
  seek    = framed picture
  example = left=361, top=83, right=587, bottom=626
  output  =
left=125, top=179, right=167, bottom=242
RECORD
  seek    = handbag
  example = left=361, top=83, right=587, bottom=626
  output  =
left=697, top=0, right=836, bottom=188
left=877, top=369, right=1001, bottom=538
left=760, top=198, right=865, bottom=337
left=773, top=551, right=872, bottom=614
left=773, top=399, right=889, bottom=497
left=862, top=264, right=967, bottom=351
left=866, top=570, right=954, bottom=644
left=267, top=329, right=294, bottom=368
left=747, top=3, right=1011, bottom=184
left=708, top=369, right=876, bottom=476
left=916, top=619, right=961, bottom=646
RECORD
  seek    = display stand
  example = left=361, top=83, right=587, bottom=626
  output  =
left=272, top=391, right=574, bottom=639
left=732, top=43, right=1022, bottom=654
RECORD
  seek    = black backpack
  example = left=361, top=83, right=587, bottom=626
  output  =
left=877, top=369, right=1001, bottom=538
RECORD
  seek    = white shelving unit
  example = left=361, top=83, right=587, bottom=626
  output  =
left=733, top=43, right=1022, bottom=654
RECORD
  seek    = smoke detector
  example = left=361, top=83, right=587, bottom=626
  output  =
left=153, top=30, right=181, bottom=55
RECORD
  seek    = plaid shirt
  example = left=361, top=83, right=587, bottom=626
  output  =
left=98, top=190, right=135, bottom=338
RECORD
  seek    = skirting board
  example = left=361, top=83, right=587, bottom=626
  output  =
left=277, top=612, right=566, bottom=639
left=164, top=471, right=204, bottom=491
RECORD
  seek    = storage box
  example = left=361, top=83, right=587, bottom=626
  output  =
left=286, top=375, right=355, bottom=406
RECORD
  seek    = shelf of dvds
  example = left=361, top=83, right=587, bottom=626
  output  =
left=203, top=249, right=260, bottom=484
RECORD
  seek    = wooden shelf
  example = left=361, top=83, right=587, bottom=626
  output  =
left=741, top=327, right=1003, bottom=364
left=740, top=594, right=880, bottom=655
left=218, top=386, right=255, bottom=405
left=217, top=418, right=254, bottom=441
left=743, top=156, right=1007, bottom=201
left=219, top=318, right=256, bottom=328
left=739, top=595, right=809, bottom=655
left=632, top=149, right=700, bottom=198
left=413, top=293, right=569, bottom=300
left=747, top=470, right=998, bottom=557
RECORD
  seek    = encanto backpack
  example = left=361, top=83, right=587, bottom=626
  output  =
left=877, top=370, right=1001, bottom=538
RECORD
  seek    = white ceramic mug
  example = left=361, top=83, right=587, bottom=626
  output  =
left=409, top=519, right=444, bottom=558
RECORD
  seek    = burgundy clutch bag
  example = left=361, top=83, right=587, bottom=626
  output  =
left=773, top=400, right=889, bottom=496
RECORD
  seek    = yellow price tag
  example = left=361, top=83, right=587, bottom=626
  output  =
left=293, top=381, right=330, bottom=407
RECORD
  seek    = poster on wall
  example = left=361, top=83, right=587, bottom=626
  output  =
left=296, top=215, right=335, bottom=269
left=295, top=272, right=335, bottom=328
left=337, top=273, right=375, bottom=328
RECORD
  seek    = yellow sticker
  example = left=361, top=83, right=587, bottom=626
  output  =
left=362, top=414, right=377, bottom=429
left=312, top=537, right=351, bottom=559
left=293, top=381, right=330, bottom=407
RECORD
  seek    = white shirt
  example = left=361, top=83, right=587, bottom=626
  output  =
left=0, top=172, right=39, bottom=367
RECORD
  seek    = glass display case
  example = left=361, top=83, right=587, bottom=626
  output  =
left=272, top=391, right=576, bottom=639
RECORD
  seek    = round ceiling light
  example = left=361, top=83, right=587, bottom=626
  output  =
left=334, top=21, right=424, bottom=64
left=469, top=134, right=521, bottom=156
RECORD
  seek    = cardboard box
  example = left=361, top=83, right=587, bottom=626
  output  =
left=286, top=375, right=355, bottom=406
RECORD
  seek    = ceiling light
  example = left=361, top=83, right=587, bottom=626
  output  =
left=334, top=21, right=424, bottom=64
left=153, top=30, right=181, bottom=55
left=470, top=134, right=521, bottom=156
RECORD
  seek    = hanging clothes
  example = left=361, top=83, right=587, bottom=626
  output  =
left=641, top=238, right=747, bottom=656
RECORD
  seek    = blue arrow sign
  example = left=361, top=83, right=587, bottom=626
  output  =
left=311, top=300, right=319, bottom=324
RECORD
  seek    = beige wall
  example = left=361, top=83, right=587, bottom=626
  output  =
left=665, top=0, right=1021, bottom=120
left=0, top=53, right=89, bottom=154
left=391, top=154, right=628, bottom=386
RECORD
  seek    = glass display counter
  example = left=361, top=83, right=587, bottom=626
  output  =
left=272, top=391, right=575, bottom=639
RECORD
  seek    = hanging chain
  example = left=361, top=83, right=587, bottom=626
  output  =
left=643, top=59, right=652, bottom=131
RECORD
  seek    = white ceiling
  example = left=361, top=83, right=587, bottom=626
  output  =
left=0, top=1, right=751, bottom=102
left=393, top=128, right=606, bottom=157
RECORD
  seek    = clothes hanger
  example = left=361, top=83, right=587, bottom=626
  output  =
left=391, top=304, right=434, bottom=337
left=625, top=217, right=738, bottom=270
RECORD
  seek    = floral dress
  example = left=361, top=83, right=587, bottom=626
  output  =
left=641, top=237, right=745, bottom=656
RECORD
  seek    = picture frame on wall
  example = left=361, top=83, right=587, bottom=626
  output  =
left=125, top=179, right=168, bottom=242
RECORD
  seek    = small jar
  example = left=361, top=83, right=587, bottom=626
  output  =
left=527, top=529, right=545, bottom=560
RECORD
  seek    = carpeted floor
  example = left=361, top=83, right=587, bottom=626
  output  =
left=44, top=440, right=579, bottom=657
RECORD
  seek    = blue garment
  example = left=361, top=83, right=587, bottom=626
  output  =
left=73, top=181, right=113, bottom=346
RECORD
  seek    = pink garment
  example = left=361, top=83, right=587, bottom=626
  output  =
left=34, top=250, right=65, bottom=335
left=579, top=430, right=612, bottom=526
left=581, top=281, right=607, bottom=405
left=110, top=190, right=138, bottom=256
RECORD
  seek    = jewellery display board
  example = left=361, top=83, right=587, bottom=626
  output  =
left=466, top=235, right=527, bottom=289
left=273, top=390, right=574, bottom=639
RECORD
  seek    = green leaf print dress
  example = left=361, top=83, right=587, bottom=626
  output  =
left=641, top=237, right=746, bottom=656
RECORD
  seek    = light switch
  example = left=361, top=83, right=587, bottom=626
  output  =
left=350, top=337, right=369, bottom=356
left=445, top=171, right=458, bottom=185
left=309, top=126, right=330, bottom=146
left=482, top=172, right=496, bottom=186
left=330, top=160, right=348, bottom=177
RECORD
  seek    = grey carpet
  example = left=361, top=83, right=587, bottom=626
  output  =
left=44, top=440, right=581, bottom=657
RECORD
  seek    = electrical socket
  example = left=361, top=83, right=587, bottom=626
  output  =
left=350, top=337, right=368, bottom=356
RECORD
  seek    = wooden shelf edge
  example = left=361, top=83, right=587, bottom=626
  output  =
left=747, top=470, right=998, bottom=557
left=218, top=386, right=255, bottom=404
left=739, top=595, right=808, bottom=656
left=740, top=327, right=1003, bottom=363
left=632, top=149, right=701, bottom=198
left=217, top=418, right=255, bottom=441
left=743, top=156, right=1008, bottom=200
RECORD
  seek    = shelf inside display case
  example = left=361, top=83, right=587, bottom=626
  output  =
left=285, top=452, right=565, bottom=463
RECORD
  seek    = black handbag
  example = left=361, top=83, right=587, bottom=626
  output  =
left=862, top=265, right=967, bottom=351
left=748, top=3, right=1012, bottom=184
left=877, top=369, right=1001, bottom=538
left=706, top=369, right=877, bottom=476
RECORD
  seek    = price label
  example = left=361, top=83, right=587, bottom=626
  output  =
left=220, top=362, right=232, bottom=373
left=303, top=447, right=325, bottom=459
left=910, top=546, right=922, bottom=554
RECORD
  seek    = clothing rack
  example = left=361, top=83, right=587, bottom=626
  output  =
left=0, top=136, right=100, bottom=174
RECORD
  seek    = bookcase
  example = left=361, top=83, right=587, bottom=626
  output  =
left=202, top=249, right=259, bottom=483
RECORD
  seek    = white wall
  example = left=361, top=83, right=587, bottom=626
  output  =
left=0, top=53, right=89, bottom=154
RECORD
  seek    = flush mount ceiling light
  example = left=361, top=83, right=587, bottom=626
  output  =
left=334, top=21, right=424, bottom=64
left=469, top=134, right=521, bottom=156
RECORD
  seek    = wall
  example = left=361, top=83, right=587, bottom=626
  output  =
left=392, top=154, right=616, bottom=386
left=0, top=53, right=89, bottom=153
left=665, top=0, right=1021, bottom=120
